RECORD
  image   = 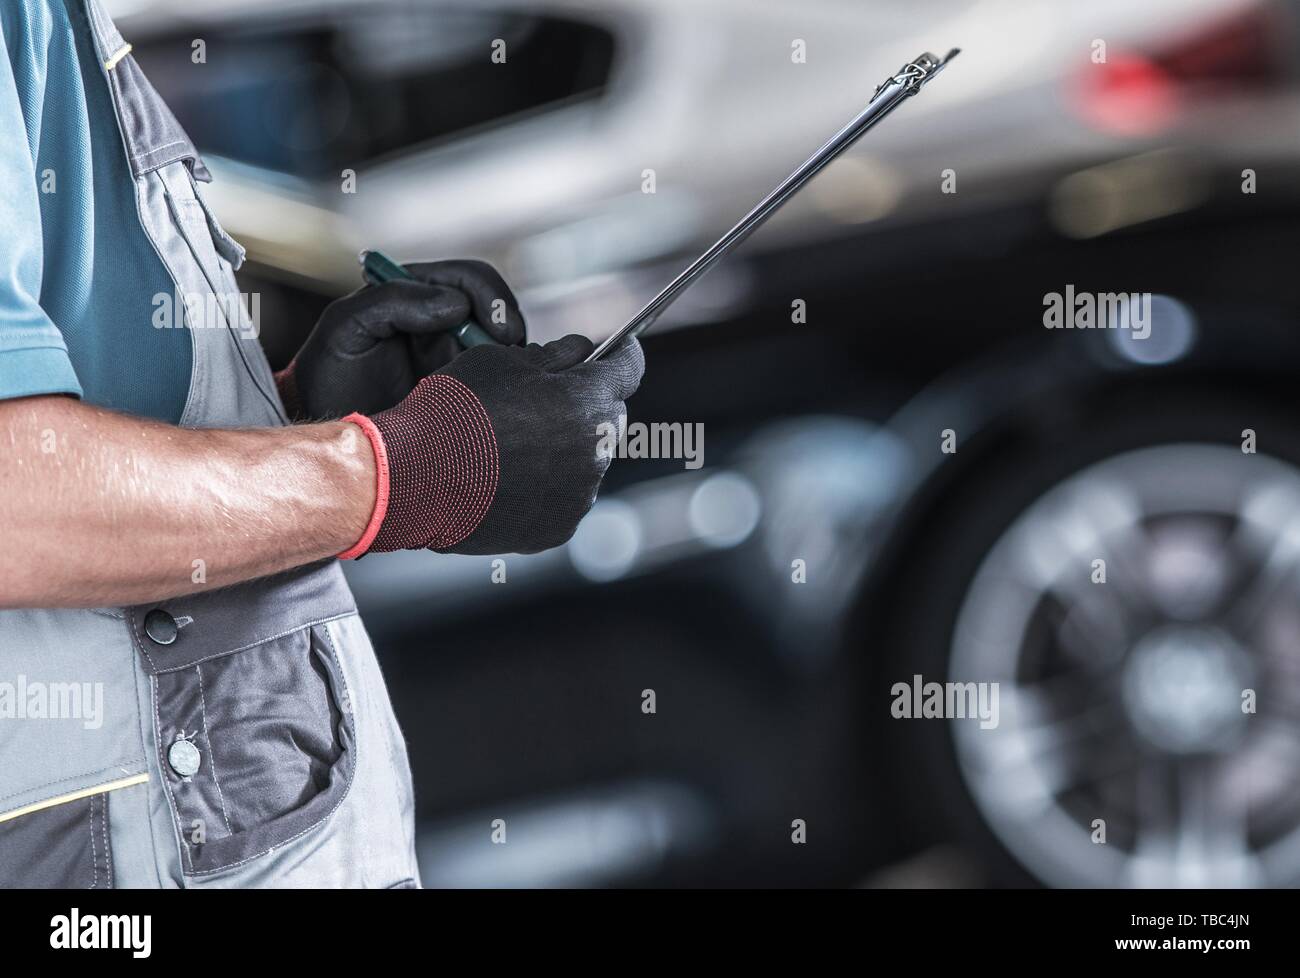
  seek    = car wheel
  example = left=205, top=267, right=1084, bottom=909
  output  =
left=870, top=384, right=1300, bottom=887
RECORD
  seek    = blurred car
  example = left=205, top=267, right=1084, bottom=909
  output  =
left=119, top=0, right=1295, bottom=349
left=115, top=0, right=1300, bottom=886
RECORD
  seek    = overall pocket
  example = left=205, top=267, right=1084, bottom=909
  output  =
left=0, top=791, right=116, bottom=888
left=128, top=561, right=359, bottom=876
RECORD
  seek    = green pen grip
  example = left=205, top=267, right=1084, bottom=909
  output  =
left=358, top=249, right=498, bottom=349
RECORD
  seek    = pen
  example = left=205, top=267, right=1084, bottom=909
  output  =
left=358, top=249, right=499, bottom=349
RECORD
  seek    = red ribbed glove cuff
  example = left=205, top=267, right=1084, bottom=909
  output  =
left=338, top=413, right=390, bottom=560
left=337, top=375, right=500, bottom=558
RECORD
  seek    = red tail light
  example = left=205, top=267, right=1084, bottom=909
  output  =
left=1071, top=2, right=1295, bottom=136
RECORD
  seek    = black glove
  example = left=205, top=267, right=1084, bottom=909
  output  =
left=276, top=260, right=526, bottom=419
left=338, top=335, right=645, bottom=558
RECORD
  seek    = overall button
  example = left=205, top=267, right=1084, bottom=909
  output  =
left=168, top=739, right=202, bottom=778
left=143, top=609, right=178, bottom=645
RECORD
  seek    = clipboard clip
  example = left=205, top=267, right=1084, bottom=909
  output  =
left=586, top=46, right=962, bottom=361
left=873, top=48, right=961, bottom=100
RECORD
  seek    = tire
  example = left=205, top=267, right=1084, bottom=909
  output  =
left=864, top=378, right=1300, bottom=888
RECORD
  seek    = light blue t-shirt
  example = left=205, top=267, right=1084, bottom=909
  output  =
left=0, top=0, right=190, bottom=422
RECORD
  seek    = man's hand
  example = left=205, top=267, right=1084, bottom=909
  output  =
left=0, top=333, right=642, bottom=607
left=277, top=260, right=527, bottom=419
left=341, top=335, right=644, bottom=557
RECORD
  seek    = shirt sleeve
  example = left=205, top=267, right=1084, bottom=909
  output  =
left=0, top=7, right=82, bottom=402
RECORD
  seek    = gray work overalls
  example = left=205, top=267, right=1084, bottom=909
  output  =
left=0, top=0, right=420, bottom=888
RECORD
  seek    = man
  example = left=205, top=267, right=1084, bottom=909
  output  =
left=0, top=0, right=642, bottom=887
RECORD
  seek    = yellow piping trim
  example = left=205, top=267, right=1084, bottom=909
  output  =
left=104, top=43, right=133, bottom=71
left=0, top=773, right=149, bottom=824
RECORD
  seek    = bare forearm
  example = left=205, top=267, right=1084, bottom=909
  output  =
left=0, top=396, right=374, bottom=608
